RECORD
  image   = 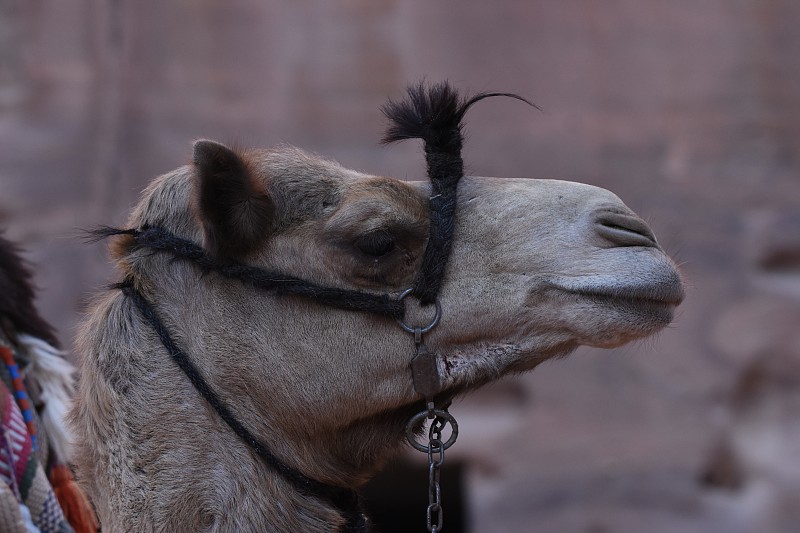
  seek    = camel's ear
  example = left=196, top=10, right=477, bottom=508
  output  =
left=192, top=140, right=274, bottom=259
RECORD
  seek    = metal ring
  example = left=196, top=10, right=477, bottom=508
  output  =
left=395, top=288, right=442, bottom=334
left=405, top=409, right=459, bottom=453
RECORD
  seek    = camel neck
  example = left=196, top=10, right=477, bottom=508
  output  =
left=118, top=278, right=370, bottom=532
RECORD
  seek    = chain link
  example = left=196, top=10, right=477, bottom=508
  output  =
left=426, top=415, right=446, bottom=532
left=399, top=300, right=458, bottom=532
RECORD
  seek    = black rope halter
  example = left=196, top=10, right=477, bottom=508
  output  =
left=96, top=225, right=405, bottom=319
left=117, top=278, right=369, bottom=531
left=94, top=81, right=534, bottom=532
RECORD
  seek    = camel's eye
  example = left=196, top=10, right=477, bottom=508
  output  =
left=354, top=230, right=395, bottom=257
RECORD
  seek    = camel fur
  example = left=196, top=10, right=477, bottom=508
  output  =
left=70, top=139, right=684, bottom=531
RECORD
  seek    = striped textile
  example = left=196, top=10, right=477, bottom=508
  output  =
left=0, top=341, right=73, bottom=533
left=0, top=347, right=38, bottom=451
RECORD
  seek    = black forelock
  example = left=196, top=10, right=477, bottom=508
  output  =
left=381, top=80, right=539, bottom=150
left=380, top=81, right=538, bottom=305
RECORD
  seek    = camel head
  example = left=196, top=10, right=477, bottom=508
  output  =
left=72, top=86, right=684, bottom=531
left=96, top=140, right=683, bottom=466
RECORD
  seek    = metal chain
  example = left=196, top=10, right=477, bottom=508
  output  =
left=398, top=293, right=458, bottom=532
left=426, top=415, right=446, bottom=533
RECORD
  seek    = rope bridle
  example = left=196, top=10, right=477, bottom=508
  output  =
left=97, top=82, right=534, bottom=532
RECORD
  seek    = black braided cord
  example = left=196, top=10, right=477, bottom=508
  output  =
left=93, top=226, right=404, bottom=319
left=118, top=279, right=369, bottom=532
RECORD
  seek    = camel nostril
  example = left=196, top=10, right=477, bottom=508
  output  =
left=595, top=211, right=658, bottom=248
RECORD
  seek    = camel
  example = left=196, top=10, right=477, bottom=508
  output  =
left=70, top=84, right=684, bottom=532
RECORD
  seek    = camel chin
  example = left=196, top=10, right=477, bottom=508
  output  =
left=544, top=255, right=685, bottom=348
left=438, top=281, right=683, bottom=387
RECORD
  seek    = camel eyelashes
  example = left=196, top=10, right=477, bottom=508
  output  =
left=354, top=230, right=395, bottom=257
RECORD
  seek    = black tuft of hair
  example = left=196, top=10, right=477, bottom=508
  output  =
left=0, top=232, right=60, bottom=347
left=381, top=81, right=538, bottom=304
left=82, top=225, right=139, bottom=243
left=381, top=81, right=538, bottom=150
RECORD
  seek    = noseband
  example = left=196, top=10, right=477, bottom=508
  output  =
left=98, top=82, right=534, bottom=532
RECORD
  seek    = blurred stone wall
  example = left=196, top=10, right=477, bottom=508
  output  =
left=1, top=1, right=798, bottom=531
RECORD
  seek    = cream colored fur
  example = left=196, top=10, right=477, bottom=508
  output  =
left=70, top=145, right=683, bottom=532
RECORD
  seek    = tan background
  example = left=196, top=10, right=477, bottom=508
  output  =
left=2, top=1, right=799, bottom=531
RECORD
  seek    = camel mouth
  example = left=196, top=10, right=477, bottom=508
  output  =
left=544, top=281, right=684, bottom=329
left=564, top=287, right=684, bottom=308
left=579, top=290, right=679, bottom=326
left=545, top=274, right=685, bottom=308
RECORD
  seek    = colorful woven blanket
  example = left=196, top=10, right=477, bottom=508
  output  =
left=0, top=335, right=97, bottom=533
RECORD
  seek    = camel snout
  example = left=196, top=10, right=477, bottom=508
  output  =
left=593, top=208, right=659, bottom=249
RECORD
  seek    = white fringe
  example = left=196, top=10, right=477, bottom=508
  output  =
left=16, top=334, right=76, bottom=462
